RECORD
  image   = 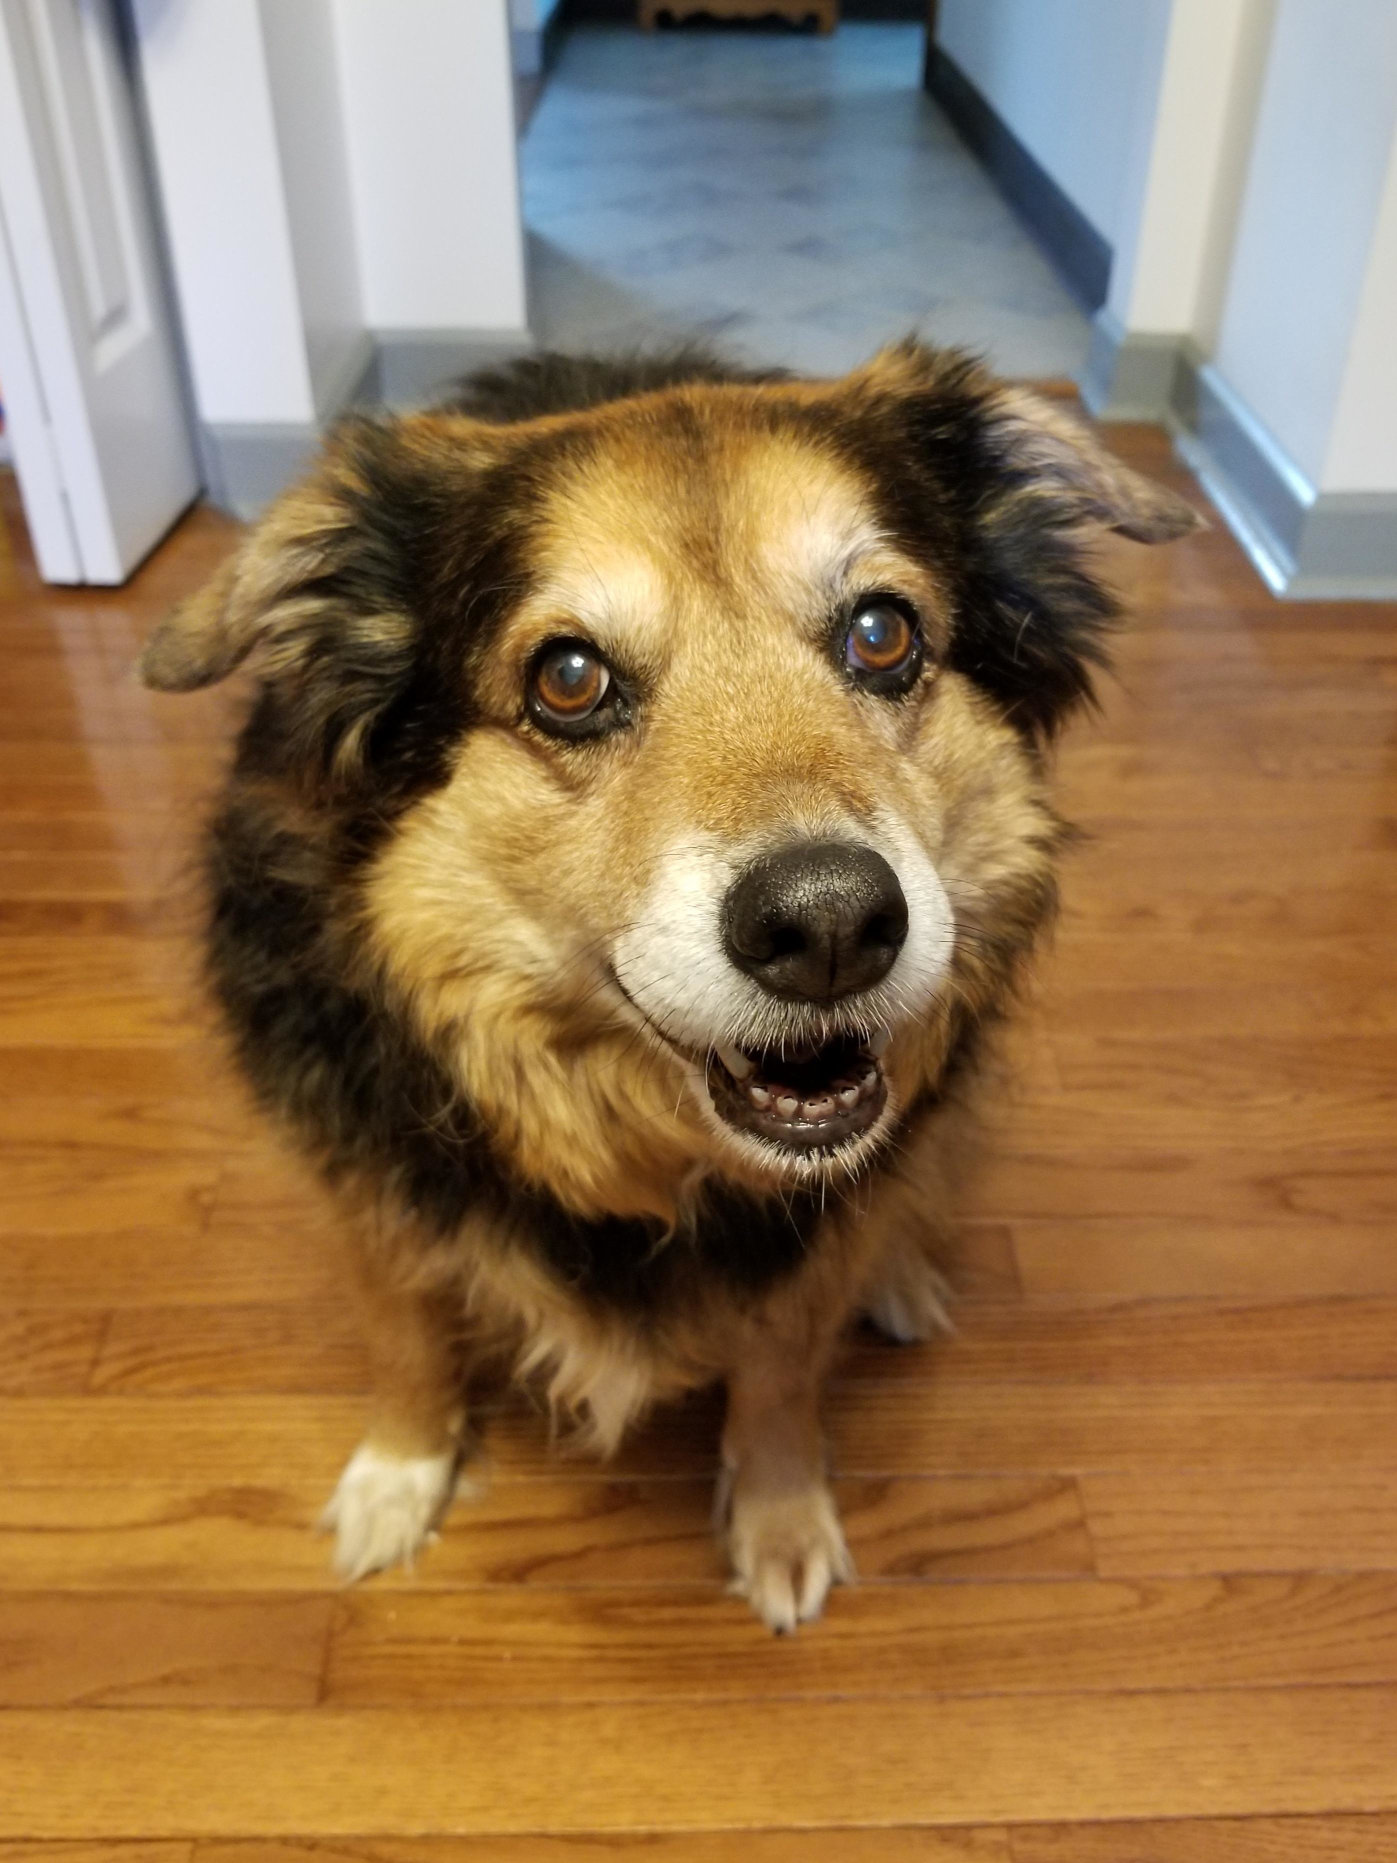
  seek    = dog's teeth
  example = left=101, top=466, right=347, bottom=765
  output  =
left=748, top=1084, right=771, bottom=1109
left=717, top=1043, right=754, bottom=1080
left=837, top=1085, right=860, bottom=1110
left=859, top=1064, right=878, bottom=1088
left=868, top=1029, right=891, bottom=1057
left=774, top=1092, right=799, bottom=1118
left=803, top=1093, right=835, bottom=1120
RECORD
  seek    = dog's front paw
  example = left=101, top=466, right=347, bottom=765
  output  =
left=320, top=1441, right=458, bottom=1581
left=723, top=1476, right=854, bottom=1633
left=863, top=1251, right=953, bottom=1344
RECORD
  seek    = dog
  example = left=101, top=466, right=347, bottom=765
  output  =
left=139, top=340, right=1198, bottom=1630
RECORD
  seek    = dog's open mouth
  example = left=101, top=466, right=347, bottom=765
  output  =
left=706, top=1033, right=888, bottom=1154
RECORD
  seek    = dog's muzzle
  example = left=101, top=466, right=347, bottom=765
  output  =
left=706, top=839, right=904, bottom=1155
left=722, top=839, right=908, bottom=1003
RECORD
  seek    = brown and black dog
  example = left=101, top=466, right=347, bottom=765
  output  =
left=139, top=340, right=1198, bottom=1630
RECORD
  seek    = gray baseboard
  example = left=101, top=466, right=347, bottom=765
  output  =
left=196, top=424, right=324, bottom=524
left=1079, top=311, right=1187, bottom=421
left=1169, top=358, right=1397, bottom=599
left=1081, top=310, right=1397, bottom=598
left=364, top=328, right=533, bottom=408
left=198, top=327, right=532, bottom=520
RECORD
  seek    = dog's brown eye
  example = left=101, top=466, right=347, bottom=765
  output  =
left=844, top=601, right=921, bottom=690
left=530, top=642, right=612, bottom=731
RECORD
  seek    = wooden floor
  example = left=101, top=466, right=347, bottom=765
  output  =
left=2, top=424, right=1397, bottom=1859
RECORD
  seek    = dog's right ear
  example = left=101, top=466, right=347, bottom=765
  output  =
left=137, top=480, right=363, bottom=693
left=138, top=415, right=504, bottom=791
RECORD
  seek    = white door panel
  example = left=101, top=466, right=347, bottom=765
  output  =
left=0, top=0, right=198, bottom=583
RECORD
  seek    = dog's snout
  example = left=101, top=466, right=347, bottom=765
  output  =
left=723, top=839, right=908, bottom=1002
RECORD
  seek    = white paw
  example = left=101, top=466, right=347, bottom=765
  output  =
left=723, top=1478, right=854, bottom=1633
left=320, top=1441, right=457, bottom=1582
left=863, top=1257, right=953, bottom=1344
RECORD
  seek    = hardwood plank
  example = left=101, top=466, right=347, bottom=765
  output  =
left=0, top=1847, right=191, bottom=1863
left=0, top=1596, right=330, bottom=1707
left=959, top=1148, right=1397, bottom=1225
left=1009, top=1220, right=1397, bottom=1299
left=0, top=1313, right=105, bottom=1395
left=194, top=1836, right=1008, bottom=1863
left=326, top=1573, right=1397, bottom=1705
left=1010, top=1815, right=1397, bottom=1861
left=0, top=1153, right=221, bottom=1237
left=0, top=1097, right=261, bottom=1154
left=0, top=1230, right=343, bottom=1309
left=6, top=1384, right=1397, bottom=1487
left=1084, top=1474, right=1397, bottom=1577
left=91, top=1306, right=369, bottom=1395
left=0, top=1475, right=1090, bottom=1592
left=4, top=1689, right=1397, bottom=1835
left=0, top=943, right=202, bottom=1044
left=849, top=1298, right=1397, bottom=1382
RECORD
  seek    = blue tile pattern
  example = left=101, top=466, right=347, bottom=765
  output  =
left=520, top=24, right=1090, bottom=379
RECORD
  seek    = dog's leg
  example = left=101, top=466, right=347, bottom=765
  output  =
left=862, top=1230, right=955, bottom=1344
left=322, top=1272, right=465, bottom=1582
left=720, top=1338, right=852, bottom=1633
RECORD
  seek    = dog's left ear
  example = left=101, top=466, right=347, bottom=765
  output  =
left=849, top=343, right=1204, bottom=735
left=979, top=382, right=1205, bottom=543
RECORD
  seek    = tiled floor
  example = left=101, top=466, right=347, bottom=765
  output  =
left=521, top=23, right=1091, bottom=379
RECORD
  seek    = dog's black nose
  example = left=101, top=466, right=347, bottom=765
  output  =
left=723, top=840, right=908, bottom=1001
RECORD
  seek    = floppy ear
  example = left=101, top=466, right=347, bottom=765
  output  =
left=981, top=383, right=1204, bottom=543
left=138, top=415, right=494, bottom=792
left=849, top=342, right=1204, bottom=736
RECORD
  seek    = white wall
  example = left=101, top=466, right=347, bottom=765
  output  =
left=1109, top=0, right=1273, bottom=343
left=257, top=0, right=363, bottom=418
left=1322, top=126, right=1397, bottom=492
left=334, top=0, right=528, bottom=334
left=132, top=0, right=314, bottom=424
left=935, top=0, right=1171, bottom=251
left=1212, top=0, right=1397, bottom=486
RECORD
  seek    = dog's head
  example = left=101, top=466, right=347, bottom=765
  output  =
left=142, top=343, right=1199, bottom=1212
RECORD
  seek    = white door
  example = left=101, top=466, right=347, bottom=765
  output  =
left=0, top=0, right=198, bottom=584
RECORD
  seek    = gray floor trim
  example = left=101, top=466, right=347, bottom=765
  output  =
left=199, top=329, right=533, bottom=518
left=1169, top=355, right=1397, bottom=600
left=1079, top=311, right=1187, bottom=421
left=366, top=329, right=534, bottom=408
left=196, top=423, right=323, bottom=524
left=313, top=329, right=377, bottom=425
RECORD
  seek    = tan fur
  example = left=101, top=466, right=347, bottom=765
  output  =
left=142, top=347, right=1194, bottom=1622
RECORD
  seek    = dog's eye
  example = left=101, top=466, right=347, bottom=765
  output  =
left=844, top=601, right=921, bottom=692
left=528, top=640, right=617, bottom=736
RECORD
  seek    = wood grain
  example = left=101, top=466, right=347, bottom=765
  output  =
left=4, top=1690, right=1397, bottom=1836
left=324, top=1573, right=1397, bottom=1704
left=1083, top=1473, right=1397, bottom=1577
left=0, top=1475, right=1091, bottom=1592
left=1010, top=1817, right=1397, bottom=1861
left=0, top=1595, right=330, bottom=1706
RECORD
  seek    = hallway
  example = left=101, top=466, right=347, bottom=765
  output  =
left=521, top=23, right=1091, bottom=378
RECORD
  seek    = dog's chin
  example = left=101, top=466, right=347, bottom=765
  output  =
left=692, top=1030, right=898, bottom=1183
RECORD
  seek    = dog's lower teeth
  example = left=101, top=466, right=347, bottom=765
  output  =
left=837, top=1084, right=860, bottom=1109
left=804, top=1094, right=835, bottom=1120
left=748, top=1084, right=771, bottom=1109
left=718, top=1043, right=754, bottom=1080
left=868, top=1029, right=891, bottom=1057
left=774, top=1092, right=799, bottom=1117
